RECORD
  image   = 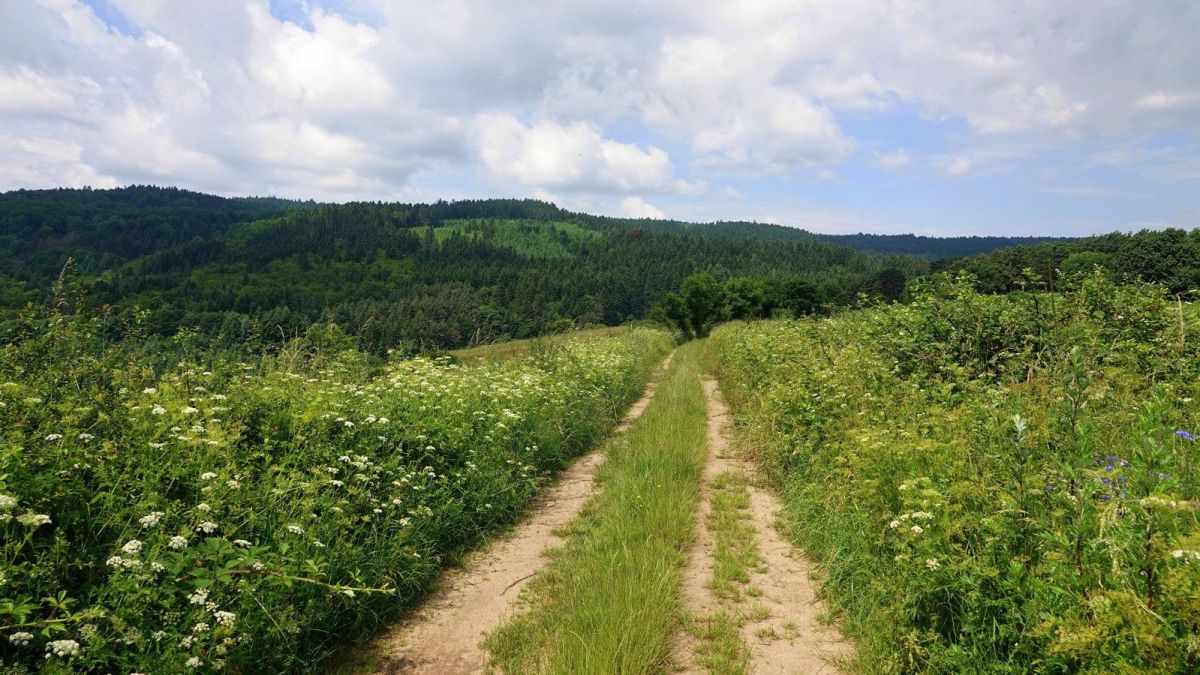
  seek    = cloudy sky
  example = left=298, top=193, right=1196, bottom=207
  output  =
left=2, top=0, right=1198, bottom=235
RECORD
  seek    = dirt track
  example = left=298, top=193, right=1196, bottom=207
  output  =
left=373, top=353, right=673, bottom=674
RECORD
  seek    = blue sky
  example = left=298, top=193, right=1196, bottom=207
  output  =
left=0, top=0, right=1197, bottom=236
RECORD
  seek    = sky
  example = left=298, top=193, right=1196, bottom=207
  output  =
left=1, top=1, right=1198, bottom=236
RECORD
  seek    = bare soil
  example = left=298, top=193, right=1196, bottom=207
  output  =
left=373, top=353, right=673, bottom=674
left=676, top=379, right=851, bottom=674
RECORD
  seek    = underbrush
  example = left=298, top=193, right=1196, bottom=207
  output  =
left=0, top=288, right=671, bottom=673
left=711, top=272, right=1200, bottom=673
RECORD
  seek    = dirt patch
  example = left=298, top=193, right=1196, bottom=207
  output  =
left=675, top=379, right=851, bottom=674
left=373, top=353, right=673, bottom=674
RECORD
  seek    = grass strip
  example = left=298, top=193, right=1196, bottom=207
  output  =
left=684, top=470, right=759, bottom=674
left=484, top=341, right=708, bottom=674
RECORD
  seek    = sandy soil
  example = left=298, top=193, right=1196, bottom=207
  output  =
left=373, top=353, right=673, bottom=674
left=675, top=379, right=851, bottom=674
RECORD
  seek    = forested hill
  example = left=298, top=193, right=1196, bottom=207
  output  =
left=936, top=227, right=1200, bottom=294
left=0, top=185, right=1053, bottom=352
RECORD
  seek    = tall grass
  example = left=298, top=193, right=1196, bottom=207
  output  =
left=711, top=272, right=1200, bottom=673
left=0, top=288, right=672, bottom=674
left=485, top=342, right=708, bottom=673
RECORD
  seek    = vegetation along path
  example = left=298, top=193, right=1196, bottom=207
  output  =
left=372, top=351, right=676, bottom=674
left=675, top=378, right=851, bottom=674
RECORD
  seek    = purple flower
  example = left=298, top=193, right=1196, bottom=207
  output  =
left=1106, top=455, right=1118, bottom=462
left=1105, top=465, right=1115, bottom=472
left=1177, top=430, right=1195, bottom=441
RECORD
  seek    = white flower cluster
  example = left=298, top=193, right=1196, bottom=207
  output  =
left=139, top=511, right=164, bottom=528
left=8, top=631, right=33, bottom=646
left=45, top=639, right=80, bottom=658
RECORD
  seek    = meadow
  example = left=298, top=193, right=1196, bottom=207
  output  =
left=0, top=285, right=671, bottom=673
left=711, top=271, right=1200, bottom=673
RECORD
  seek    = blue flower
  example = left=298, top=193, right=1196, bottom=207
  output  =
left=1105, top=465, right=1115, bottom=472
left=1177, top=430, right=1195, bottom=441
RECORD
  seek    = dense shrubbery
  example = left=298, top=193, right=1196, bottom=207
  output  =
left=0, top=288, right=670, bottom=673
left=712, top=272, right=1200, bottom=673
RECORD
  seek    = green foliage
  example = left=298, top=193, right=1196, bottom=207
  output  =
left=1, top=187, right=937, bottom=353
left=711, top=273, right=1200, bottom=673
left=0, top=295, right=671, bottom=673
left=942, top=228, right=1200, bottom=295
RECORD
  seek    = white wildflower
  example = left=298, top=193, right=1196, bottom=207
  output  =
left=197, top=521, right=218, bottom=533
left=195, top=503, right=211, bottom=512
left=232, top=539, right=252, bottom=547
left=121, top=539, right=143, bottom=554
left=910, top=525, right=924, bottom=534
left=925, top=558, right=940, bottom=570
left=46, top=639, right=80, bottom=658
left=17, top=513, right=51, bottom=528
left=8, top=631, right=33, bottom=646
left=186, top=656, right=203, bottom=669
left=139, top=512, right=164, bottom=528
left=151, top=404, right=167, bottom=415
left=200, top=472, right=217, bottom=480
left=169, top=535, right=189, bottom=550
left=0, top=494, right=17, bottom=512
left=188, top=588, right=209, bottom=605
left=286, top=524, right=304, bottom=535
left=44, top=433, right=63, bottom=441
left=214, top=611, right=236, bottom=627
left=143, top=387, right=157, bottom=394
left=181, top=406, right=199, bottom=415
left=192, top=622, right=210, bottom=634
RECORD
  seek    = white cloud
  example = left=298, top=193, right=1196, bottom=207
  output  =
left=870, top=149, right=911, bottom=170
left=0, top=0, right=1198, bottom=215
left=619, top=196, right=666, bottom=219
left=475, top=113, right=700, bottom=195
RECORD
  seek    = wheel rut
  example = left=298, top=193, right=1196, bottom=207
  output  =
left=675, top=379, right=851, bottom=674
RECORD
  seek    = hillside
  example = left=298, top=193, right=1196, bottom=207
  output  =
left=0, top=186, right=1056, bottom=352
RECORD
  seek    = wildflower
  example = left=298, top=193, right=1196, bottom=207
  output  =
left=910, top=525, right=924, bottom=534
left=45, top=433, right=63, bottom=441
left=226, top=479, right=240, bottom=489
left=200, top=472, right=218, bottom=480
left=169, top=535, right=189, bottom=549
left=232, top=539, right=252, bottom=547
left=344, top=420, right=355, bottom=427
left=182, top=406, right=199, bottom=415
left=286, top=524, right=304, bottom=535
left=143, top=387, right=157, bottom=394
left=888, top=520, right=900, bottom=529
left=17, top=513, right=51, bottom=527
left=196, top=503, right=212, bottom=512
left=46, top=639, right=81, bottom=658
left=152, top=405, right=167, bottom=415
left=1177, top=430, right=1195, bottom=441
left=121, top=539, right=143, bottom=554
left=186, top=656, right=203, bottom=669
left=214, top=611, right=236, bottom=627
left=8, top=631, right=33, bottom=646
left=0, top=494, right=17, bottom=511
left=188, top=588, right=209, bottom=605
left=77, top=433, right=94, bottom=441
left=925, top=558, right=940, bottom=570
left=197, top=521, right=218, bottom=533
left=139, top=512, right=164, bottom=528
left=192, top=622, right=210, bottom=634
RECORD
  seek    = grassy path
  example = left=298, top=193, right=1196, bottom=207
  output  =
left=484, top=341, right=708, bottom=673
left=366, top=350, right=674, bottom=673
